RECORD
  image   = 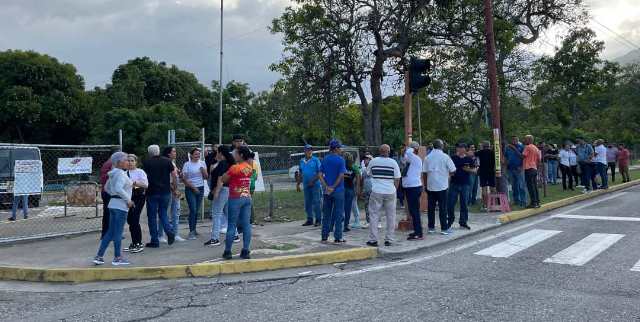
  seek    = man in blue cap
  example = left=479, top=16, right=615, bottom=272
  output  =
left=318, top=139, right=347, bottom=243
left=296, top=144, right=323, bottom=226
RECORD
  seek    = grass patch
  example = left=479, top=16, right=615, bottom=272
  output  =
left=263, top=242, right=299, bottom=251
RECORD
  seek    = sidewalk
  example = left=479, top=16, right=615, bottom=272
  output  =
left=0, top=207, right=500, bottom=269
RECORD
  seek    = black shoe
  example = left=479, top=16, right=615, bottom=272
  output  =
left=222, top=250, right=232, bottom=260
left=526, top=204, right=536, bottom=209
left=167, top=233, right=175, bottom=245
left=302, top=220, right=313, bottom=226
left=123, top=243, right=135, bottom=252
left=8, top=217, right=15, bottom=222
left=334, top=239, right=346, bottom=244
left=343, top=227, right=351, bottom=232
left=314, top=220, right=321, bottom=227
left=130, top=244, right=144, bottom=253
left=240, top=249, right=251, bottom=259
left=204, top=239, right=221, bottom=246
left=534, top=204, right=541, bottom=208
left=384, top=241, right=391, bottom=246
left=145, top=242, right=159, bottom=248
left=366, top=241, right=378, bottom=247
left=460, top=224, right=471, bottom=230
left=233, top=235, right=240, bottom=243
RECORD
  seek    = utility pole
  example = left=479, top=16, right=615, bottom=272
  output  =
left=483, top=0, right=504, bottom=192
left=403, top=71, right=413, bottom=146
left=218, top=0, right=224, bottom=145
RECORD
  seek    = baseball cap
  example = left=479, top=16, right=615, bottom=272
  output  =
left=304, top=144, right=313, bottom=151
left=329, top=139, right=342, bottom=150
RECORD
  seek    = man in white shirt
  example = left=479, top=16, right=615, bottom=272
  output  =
left=422, top=139, right=456, bottom=235
left=403, top=141, right=425, bottom=240
left=593, top=139, right=608, bottom=189
left=366, top=144, right=401, bottom=247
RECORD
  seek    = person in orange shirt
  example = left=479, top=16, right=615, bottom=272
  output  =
left=523, top=135, right=541, bottom=208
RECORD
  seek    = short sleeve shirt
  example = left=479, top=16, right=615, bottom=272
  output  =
left=143, top=156, right=175, bottom=195
left=475, top=149, right=495, bottom=177
left=344, top=164, right=361, bottom=189
left=320, top=154, right=347, bottom=193
left=450, top=155, right=474, bottom=185
left=504, top=144, right=524, bottom=170
left=422, top=149, right=456, bottom=192
left=367, top=157, right=401, bottom=194
left=182, top=160, right=207, bottom=188
left=299, top=157, right=322, bottom=188
left=227, top=162, right=253, bottom=199
left=523, top=144, right=541, bottom=170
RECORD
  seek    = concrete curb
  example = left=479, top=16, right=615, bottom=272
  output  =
left=0, top=248, right=377, bottom=283
left=498, top=179, right=640, bottom=224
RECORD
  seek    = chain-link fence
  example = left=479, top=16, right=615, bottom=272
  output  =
left=0, top=144, right=119, bottom=243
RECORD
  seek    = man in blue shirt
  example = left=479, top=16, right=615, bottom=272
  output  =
left=296, top=144, right=322, bottom=227
left=504, top=136, right=526, bottom=207
left=318, top=139, right=347, bottom=243
left=576, top=138, right=596, bottom=192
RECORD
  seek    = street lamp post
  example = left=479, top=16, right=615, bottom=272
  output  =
left=218, top=0, right=224, bottom=145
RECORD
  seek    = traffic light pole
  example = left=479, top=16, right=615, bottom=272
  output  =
left=403, top=71, right=413, bottom=146
left=483, top=0, right=504, bottom=192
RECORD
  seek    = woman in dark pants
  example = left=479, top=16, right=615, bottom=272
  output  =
left=124, top=154, right=148, bottom=253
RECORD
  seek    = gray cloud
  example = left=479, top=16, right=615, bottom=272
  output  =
left=0, top=0, right=288, bottom=91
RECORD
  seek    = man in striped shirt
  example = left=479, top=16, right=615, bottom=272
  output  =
left=365, top=144, right=401, bottom=247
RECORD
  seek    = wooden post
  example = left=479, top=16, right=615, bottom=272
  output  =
left=398, top=72, right=414, bottom=231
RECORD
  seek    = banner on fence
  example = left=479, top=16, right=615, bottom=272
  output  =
left=253, top=152, right=265, bottom=192
left=13, top=160, right=43, bottom=195
left=58, top=157, right=93, bottom=175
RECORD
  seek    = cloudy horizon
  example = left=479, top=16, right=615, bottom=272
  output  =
left=2, top=0, right=638, bottom=92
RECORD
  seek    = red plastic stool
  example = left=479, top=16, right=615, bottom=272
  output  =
left=487, top=193, right=511, bottom=213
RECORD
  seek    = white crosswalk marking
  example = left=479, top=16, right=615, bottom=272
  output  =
left=544, top=233, right=624, bottom=266
left=631, top=260, right=640, bottom=272
left=474, top=229, right=562, bottom=258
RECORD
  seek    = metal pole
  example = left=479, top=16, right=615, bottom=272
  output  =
left=417, top=92, right=422, bottom=145
left=218, top=0, right=224, bottom=145
left=167, top=130, right=171, bottom=146
left=118, top=129, right=123, bottom=152
left=403, top=71, right=413, bottom=145
left=483, top=0, right=504, bottom=193
left=201, top=128, right=206, bottom=221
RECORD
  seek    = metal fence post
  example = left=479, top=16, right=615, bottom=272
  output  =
left=268, top=181, right=274, bottom=220
left=118, top=129, right=123, bottom=152
left=201, top=128, right=206, bottom=221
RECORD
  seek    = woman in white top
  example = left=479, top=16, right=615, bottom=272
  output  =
left=182, top=148, right=208, bottom=240
left=559, top=144, right=577, bottom=191
left=124, top=154, right=148, bottom=253
left=93, top=152, right=133, bottom=266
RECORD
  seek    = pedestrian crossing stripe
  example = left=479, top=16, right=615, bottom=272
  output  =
left=474, top=229, right=562, bottom=258
left=544, top=233, right=624, bottom=266
left=630, top=259, right=640, bottom=272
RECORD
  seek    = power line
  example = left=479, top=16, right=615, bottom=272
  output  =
left=591, top=18, right=640, bottom=51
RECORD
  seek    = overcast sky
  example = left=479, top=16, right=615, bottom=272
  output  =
left=2, top=0, right=639, bottom=92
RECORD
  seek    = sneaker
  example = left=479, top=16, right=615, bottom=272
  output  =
left=440, top=229, right=453, bottom=235
left=377, top=223, right=382, bottom=229
left=407, top=235, right=424, bottom=241
left=175, top=235, right=186, bottom=242
left=111, top=257, right=130, bottom=266
left=427, top=229, right=437, bottom=234
left=123, top=243, right=135, bottom=252
left=314, top=220, right=321, bottom=227
left=334, top=239, right=346, bottom=244
left=92, top=256, right=105, bottom=265
left=460, top=224, right=471, bottom=230
left=240, top=249, right=251, bottom=259
left=204, top=239, right=221, bottom=246
left=343, top=227, right=351, bottom=232
left=8, top=217, right=15, bottom=222
left=222, top=250, right=233, bottom=260
left=187, top=232, right=197, bottom=240
left=321, top=239, right=329, bottom=244
left=302, top=220, right=313, bottom=226
left=384, top=241, right=392, bottom=247
left=145, top=242, right=159, bottom=248
left=233, top=235, right=240, bottom=243
left=130, top=245, right=144, bottom=253
left=159, top=237, right=168, bottom=244
left=167, top=233, right=175, bottom=245
left=136, top=243, right=145, bottom=251
left=366, top=241, right=379, bottom=247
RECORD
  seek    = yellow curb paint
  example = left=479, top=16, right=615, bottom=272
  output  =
left=0, top=248, right=377, bottom=283
left=498, top=179, right=640, bottom=224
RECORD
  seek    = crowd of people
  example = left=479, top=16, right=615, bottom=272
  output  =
left=94, top=135, right=256, bottom=266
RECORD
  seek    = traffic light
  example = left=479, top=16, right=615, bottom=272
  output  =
left=409, top=57, right=432, bottom=93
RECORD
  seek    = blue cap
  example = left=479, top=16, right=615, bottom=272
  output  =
left=304, top=144, right=313, bottom=151
left=329, top=139, right=342, bottom=150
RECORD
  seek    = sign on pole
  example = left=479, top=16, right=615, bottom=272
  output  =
left=253, top=152, right=265, bottom=192
left=14, top=160, right=43, bottom=195
left=493, top=128, right=502, bottom=177
left=58, top=157, right=93, bottom=175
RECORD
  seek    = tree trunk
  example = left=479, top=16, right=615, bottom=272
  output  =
left=370, top=58, right=384, bottom=146
left=356, top=85, right=373, bottom=146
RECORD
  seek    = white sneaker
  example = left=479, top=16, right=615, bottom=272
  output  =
left=159, top=237, right=168, bottom=244
left=377, top=223, right=382, bottom=229
left=175, top=235, right=185, bottom=242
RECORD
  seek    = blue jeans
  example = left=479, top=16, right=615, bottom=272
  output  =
left=185, top=186, right=204, bottom=232
left=147, top=193, right=173, bottom=244
left=448, top=183, right=470, bottom=226
left=343, top=187, right=356, bottom=228
left=159, top=195, right=181, bottom=239
left=322, top=190, right=345, bottom=241
left=547, top=160, right=558, bottom=184
left=225, top=197, right=252, bottom=252
left=97, top=208, right=127, bottom=258
left=508, top=168, right=526, bottom=207
left=303, top=184, right=322, bottom=223
left=579, top=162, right=597, bottom=191
left=11, top=195, right=28, bottom=219
left=404, top=186, right=423, bottom=236
left=210, top=187, right=229, bottom=240
left=468, top=174, right=478, bottom=205
left=596, top=163, right=608, bottom=189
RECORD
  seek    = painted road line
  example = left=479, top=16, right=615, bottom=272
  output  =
left=553, top=214, right=640, bottom=222
left=474, top=229, right=562, bottom=258
left=544, top=233, right=625, bottom=266
left=631, top=259, right=640, bottom=272
left=555, top=192, right=627, bottom=216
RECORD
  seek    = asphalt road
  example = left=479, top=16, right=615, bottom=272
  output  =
left=2, top=186, right=640, bottom=321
